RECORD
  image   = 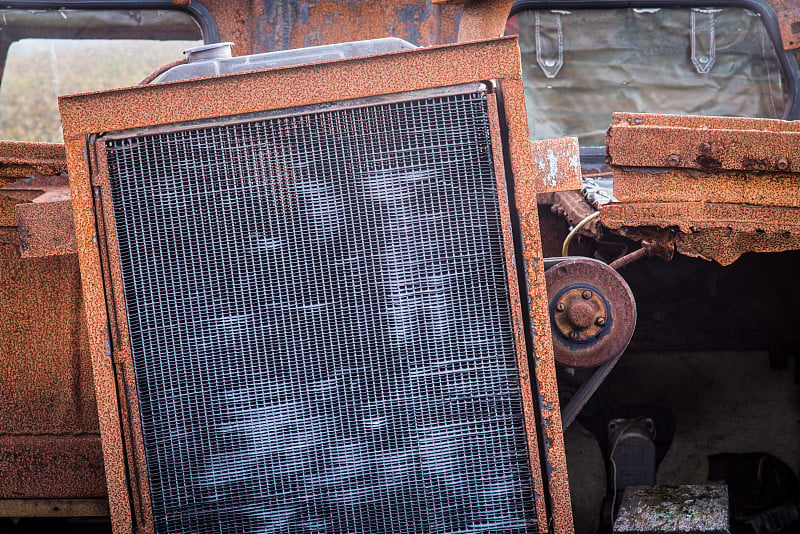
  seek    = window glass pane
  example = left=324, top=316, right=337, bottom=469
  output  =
left=511, top=8, right=788, bottom=146
left=0, top=9, right=203, bottom=143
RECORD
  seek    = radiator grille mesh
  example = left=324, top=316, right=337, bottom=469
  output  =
left=106, top=89, right=538, bottom=534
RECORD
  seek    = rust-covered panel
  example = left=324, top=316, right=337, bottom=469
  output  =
left=531, top=137, right=582, bottom=194
left=0, top=142, right=67, bottom=184
left=613, top=167, right=800, bottom=207
left=1, top=175, right=76, bottom=258
left=606, top=112, right=800, bottom=264
left=16, top=200, right=77, bottom=258
left=601, top=202, right=800, bottom=232
left=432, top=0, right=514, bottom=42
left=608, top=113, right=800, bottom=173
left=0, top=247, right=97, bottom=434
left=0, top=243, right=103, bottom=500
left=601, top=202, right=800, bottom=264
left=61, top=37, right=573, bottom=534
left=200, top=0, right=461, bottom=55
left=0, top=436, right=104, bottom=499
left=0, top=142, right=103, bottom=502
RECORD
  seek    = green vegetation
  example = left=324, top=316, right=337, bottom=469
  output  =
left=0, top=39, right=200, bottom=143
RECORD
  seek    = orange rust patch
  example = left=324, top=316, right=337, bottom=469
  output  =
left=16, top=200, right=76, bottom=258
left=0, top=142, right=66, bottom=183
left=601, top=202, right=800, bottom=264
left=677, top=228, right=800, bottom=265
left=613, top=167, right=800, bottom=207
left=202, top=0, right=460, bottom=54
left=608, top=113, right=800, bottom=173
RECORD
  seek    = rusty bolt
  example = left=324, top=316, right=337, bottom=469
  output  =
left=595, top=317, right=606, bottom=326
left=581, top=290, right=593, bottom=300
left=699, top=142, right=712, bottom=153
left=556, top=302, right=566, bottom=312
left=777, top=157, right=790, bottom=171
left=667, top=154, right=680, bottom=167
left=568, top=331, right=579, bottom=341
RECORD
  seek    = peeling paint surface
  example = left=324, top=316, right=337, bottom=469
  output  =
left=531, top=137, right=582, bottom=194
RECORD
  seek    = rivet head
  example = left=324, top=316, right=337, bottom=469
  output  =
left=667, top=154, right=680, bottom=167
left=556, top=302, right=566, bottom=312
left=595, top=317, right=606, bottom=326
left=568, top=331, right=579, bottom=340
left=777, top=157, right=790, bottom=171
left=581, top=290, right=593, bottom=300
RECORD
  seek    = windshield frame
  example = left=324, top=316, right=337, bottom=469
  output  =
left=0, top=0, right=219, bottom=43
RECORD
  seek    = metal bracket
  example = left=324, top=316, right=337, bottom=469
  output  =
left=690, top=8, right=721, bottom=74
left=535, top=11, right=565, bottom=78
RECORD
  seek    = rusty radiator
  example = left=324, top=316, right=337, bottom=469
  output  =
left=60, top=38, right=572, bottom=534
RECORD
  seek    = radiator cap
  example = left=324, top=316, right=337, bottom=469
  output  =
left=157, top=38, right=417, bottom=83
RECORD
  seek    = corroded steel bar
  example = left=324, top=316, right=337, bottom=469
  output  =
left=608, top=112, right=800, bottom=173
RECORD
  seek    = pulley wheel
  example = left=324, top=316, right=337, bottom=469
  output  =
left=545, top=257, right=637, bottom=368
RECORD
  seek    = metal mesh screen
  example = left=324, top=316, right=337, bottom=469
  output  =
left=106, top=88, right=538, bottom=534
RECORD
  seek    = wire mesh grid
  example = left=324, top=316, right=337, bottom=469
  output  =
left=106, top=89, right=538, bottom=534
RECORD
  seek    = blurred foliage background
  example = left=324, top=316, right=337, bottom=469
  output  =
left=0, top=39, right=199, bottom=143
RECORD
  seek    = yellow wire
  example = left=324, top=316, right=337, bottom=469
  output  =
left=561, top=210, right=601, bottom=256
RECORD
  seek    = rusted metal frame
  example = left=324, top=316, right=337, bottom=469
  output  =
left=60, top=38, right=523, bottom=140
left=89, top=139, right=154, bottom=534
left=61, top=37, right=572, bottom=534
left=487, top=93, right=549, bottom=531
left=499, top=75, right=574, bottom=534
left=64, top=137, right=132, bottom=534
left=600, top=201, right=800, bottom=264
left=675, top=227, right=800, bottom=264
left=608, top=112, right=800, bottom=172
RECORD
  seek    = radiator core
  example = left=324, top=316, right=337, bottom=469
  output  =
left=104, top=87, right=538, bottom=533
